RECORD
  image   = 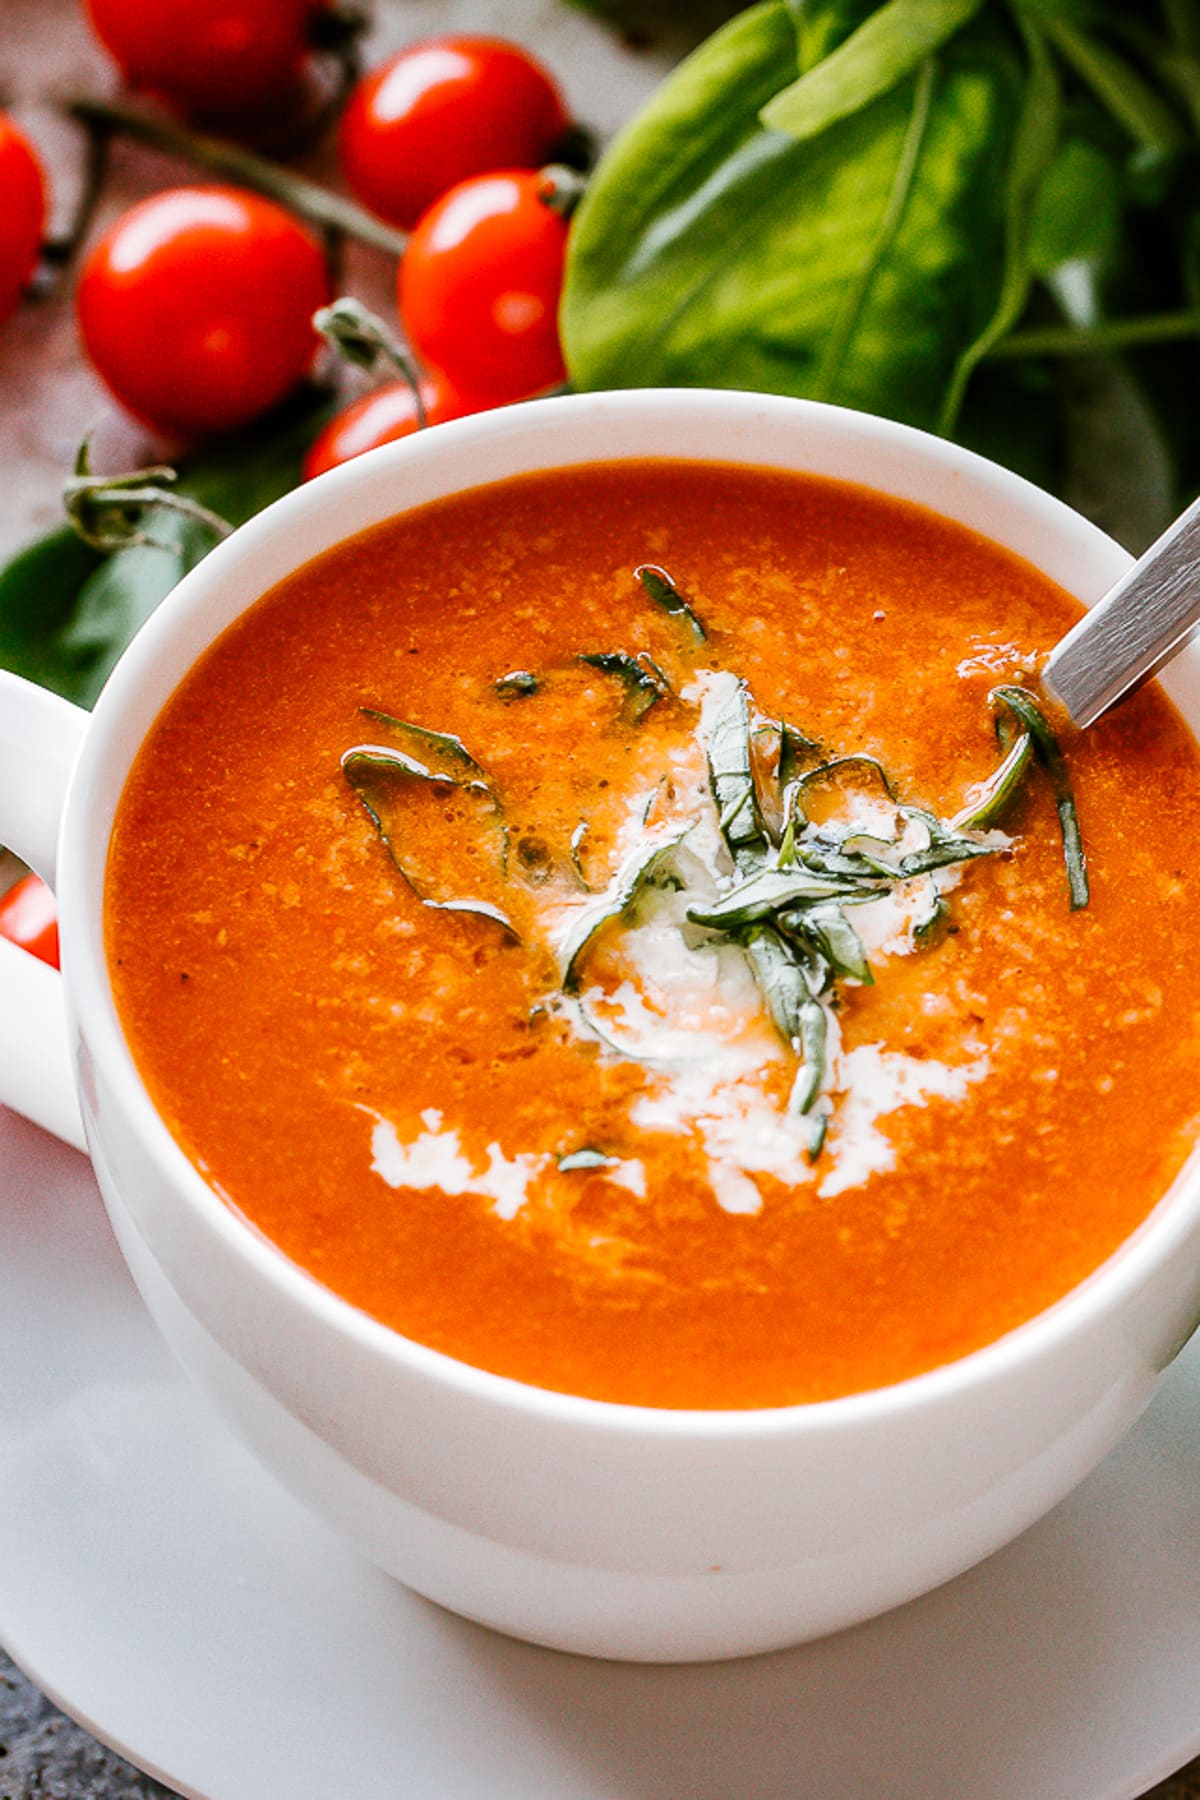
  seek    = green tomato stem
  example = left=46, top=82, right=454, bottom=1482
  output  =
left=66, top=97, right=409, bottom=259
left=990, top=309, right=1200, bottom=358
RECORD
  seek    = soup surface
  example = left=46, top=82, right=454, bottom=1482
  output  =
left=105, top=460, right=1200, bottom=1408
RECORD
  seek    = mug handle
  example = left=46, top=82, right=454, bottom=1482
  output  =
left=0, top=671, right=90, bottom=1151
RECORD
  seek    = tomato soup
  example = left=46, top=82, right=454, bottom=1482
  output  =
left=104, top=461, right=1200, bottom=1409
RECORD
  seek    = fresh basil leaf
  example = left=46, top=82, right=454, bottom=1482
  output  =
left=579, top=650, right=671, bottom=721
left=705, top=676, right=769, bottom=867
left=562, top=3, right=1028, bottom=434
left=895, top=835, right=997, bottom=876
left=912, top=886, right=949, bottom=945
left=990, top=683, right=1089, bottom=908
left=951, top=728, right=1033, bottom=828
left=743, top=924, right=809, bottom=1041
left=789, top=996, right=829, bottom=1117
left=786, top=0, right=893, bottom=72
left=803, top=901, right=874, bottom=982
left=938, top=12, right=1060, bottom=431
left=687, top=865, right=881, bottom=928
left=793, top=752, right=898, bottom=816
left=0, top=527, right=105, bottom=702
left=342, top=745, right=513, bottom=929
left=358, top=710, right=492, bottom=787
left=426, top=898, right=520, bottom=939
left=1028, top=137, right=1122, bottom=275
left=557, top=829, right=693, bottom=989
left=763, top=0, right=984, bottom=143
left=635, top=563, right=707, bottom=642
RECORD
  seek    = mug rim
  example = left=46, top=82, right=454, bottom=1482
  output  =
left=58, top=384, right=1200, bottom=1440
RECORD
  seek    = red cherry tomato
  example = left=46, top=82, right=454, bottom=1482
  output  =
left=77, top=187, right=330, bottom=438
left=339, top=37, right=568, bottom=231
left=84, top=0, right=320, bottom=118
left=0, top=874, right=59, bottom=970
left=0, top=115, right=46, bottom=329
left=398, top=171, right=568, bottom=407
left=303, top=369, right=476, bottom=480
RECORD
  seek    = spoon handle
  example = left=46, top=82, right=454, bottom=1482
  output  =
left=1043, top=493, right=1200, bottom=728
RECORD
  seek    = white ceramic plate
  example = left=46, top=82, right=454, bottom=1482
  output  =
left=3, top=1106, right=1200, bottom=1800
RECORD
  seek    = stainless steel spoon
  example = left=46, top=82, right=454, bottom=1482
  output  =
left=1043, top=494, right=1200, bottom=727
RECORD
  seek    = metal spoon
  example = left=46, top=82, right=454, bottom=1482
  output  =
left=1043, top=494, right=1200, bottom=728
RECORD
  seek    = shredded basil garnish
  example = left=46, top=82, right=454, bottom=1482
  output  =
left=687, top=866, right=884, bottom=930
left=635, top=563, right=707, bottom=643
left=427, top=898, right=520, bottom=938
left=952, top=730, right=1034, bottom=832
left=341, top=634, right=1089, bottom=1175
left=558, top=829, right=692, bottom=991
left=990, top=685, right=1089, bottom=910
left=358, top=708, right=490, bottom=786
left=705, top=679, right=769, bottom=870
left=343, top=731, right=516, bottom=937
left=579, top=651, right=672, bottom=722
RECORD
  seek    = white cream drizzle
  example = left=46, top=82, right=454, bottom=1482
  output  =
left=369, top=1109, right=549, bottom=1220
left=365, top=667, right=995, bottom=1223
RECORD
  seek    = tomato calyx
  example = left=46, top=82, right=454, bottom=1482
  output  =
left=63, top=437, right=233, bottom=553
left=314, top=296, right=428, bottom=429
left=537, top=164, right=587, bottom=221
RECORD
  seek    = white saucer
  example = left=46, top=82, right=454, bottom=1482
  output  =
left=3, top=1108, right=1200, bottom=1800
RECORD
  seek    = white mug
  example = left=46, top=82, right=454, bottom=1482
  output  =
left=3, top=388, right=1200, bottom=1663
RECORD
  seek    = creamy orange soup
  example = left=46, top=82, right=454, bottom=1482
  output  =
left=105, top=461, right=1200, bottom=1408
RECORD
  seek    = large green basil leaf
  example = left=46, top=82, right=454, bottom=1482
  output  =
left=786, top=0, right=880, bottom=71
left=936, top=12, right=1059, bottom=428
left=0, top=386, right=328, bottom=708
left=763, top=0, right=984, bottom=142
left=1027, top=136, right=1121, bottom=275
left=561, top=2, right=1029, bottom=434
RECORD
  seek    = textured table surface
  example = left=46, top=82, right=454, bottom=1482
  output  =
left=3, top=2, right=1200, bottom=1796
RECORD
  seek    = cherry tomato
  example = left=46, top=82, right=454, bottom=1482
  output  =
left=84, top=0, right=320, bottom=119
left=398, top=171, right=568, bottom=406
left=77, top=187, right=330, bottom=438
left=339, top=37, right=568, bottom=231
left=0, top=115, right=46, bottom=329
left=303, top=369, right=476, bottom=480
left=0, top=874, right=59, bottom=970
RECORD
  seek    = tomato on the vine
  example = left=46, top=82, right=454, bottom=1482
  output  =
left=339, top=37, right=568, bottom=231
left=84, top=0, right=322, bottom=119
left=303, top=369, right=475, bottom=480
left=77, top=187, right=330, bottom=438
left=0, top=115, right=46, bottom=329
left=0, top=874, right=59, bottom=970
left=398, top=170, right=569, bottom=406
